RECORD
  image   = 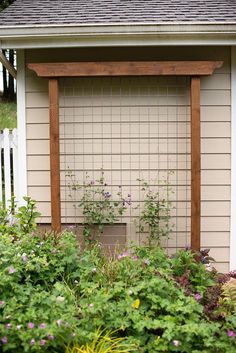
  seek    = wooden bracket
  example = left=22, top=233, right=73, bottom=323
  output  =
left=28, top=61, right=223, bottom=78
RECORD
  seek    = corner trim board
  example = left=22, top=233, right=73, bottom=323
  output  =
left=230, top=47, right=236, bottom=271
left=16, top=50, right=27, bottom=204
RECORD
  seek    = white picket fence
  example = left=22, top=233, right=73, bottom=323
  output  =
left=0, top=128, right=18, bottom=207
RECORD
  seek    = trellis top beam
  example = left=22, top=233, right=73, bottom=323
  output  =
left=28, top=61, right=223, bottom=78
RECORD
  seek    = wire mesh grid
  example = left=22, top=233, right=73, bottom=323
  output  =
left=59, top=76, right=191, bottom=251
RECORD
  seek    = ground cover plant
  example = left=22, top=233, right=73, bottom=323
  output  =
left=0, top=200, right=236, bottom=352
left=0, top=102, right=16, bottom=130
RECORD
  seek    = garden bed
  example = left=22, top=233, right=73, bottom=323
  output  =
left=0, top=199, right=236, bottom=352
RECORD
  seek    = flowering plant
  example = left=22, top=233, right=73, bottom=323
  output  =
left=1, top=200, right=236, bottom=352
left=0, top=227, right=80, bottom=352
left=0, top=196, right=40, bottom=236
left=69, top=172, right=131, bottom=244
left=136, top=178, right=173, bottom=246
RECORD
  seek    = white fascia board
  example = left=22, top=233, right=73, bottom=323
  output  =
left=2, top=34, right=236, bottom=49
left=1, top=23, right=236, bottom=48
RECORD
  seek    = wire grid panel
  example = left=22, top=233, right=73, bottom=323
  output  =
left=59, top=76, right=191, bottom=250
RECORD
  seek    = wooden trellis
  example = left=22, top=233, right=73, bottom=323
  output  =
left=28, top=60, right=223, bottom=251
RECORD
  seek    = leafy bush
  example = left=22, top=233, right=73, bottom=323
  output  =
left=1, top=201, right=236, bottom=352
left=0, top=102, right=17, bottom=130
left=0, top=196, right=40, bottom=236
left=73, top=246, right=236, bottom=353
left=0, top=227, right=80, bottom=352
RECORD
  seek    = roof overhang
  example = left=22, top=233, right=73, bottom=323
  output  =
left=1, top=23, right=236, bottom=49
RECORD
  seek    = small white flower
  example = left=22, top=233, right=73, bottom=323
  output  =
left=205, top=263, right=213, bottom=272
left=92, top=268, right=97, bottom=273
left=172, top=340, right=181, bottom=347
left=143, top=259, right=150, bottom=265
left=56, top=296, right=65, bottom=303
left=128, top=290, right=133, bottom=295
left=7, top=215, right=17, bottom=226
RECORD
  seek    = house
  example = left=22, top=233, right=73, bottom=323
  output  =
left=0, top=0, right=235, bottom=272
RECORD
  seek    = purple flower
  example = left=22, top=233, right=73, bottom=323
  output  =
left=30, top=339, right=35, bottom=346
left=5, top=324, right=11, bottom=329
left=39, top=323, right=46, bottom=329
left=8, top=266, right=15, bottom=274
left=40, top=339, right=46, bottom=346
left=28, top=322, right=34, bottom=329
left=1, top=336, right=7, bottom=344
left=0, top=301, right=5, bottom=307
left=194, top=293, right=202, bottom=301
left=117, top=251, right=129, bottom=260
left=67, top=225, right=76, bottom=230
left=104, top=192, right=111, bottom=198
left=132, top=255, right=139, bottom=261
left=227, top=330, right=236, bottom=337
left=22, top=254, right=28, bottom=262
left=172, top=340, right=181, bottom=347
left=47, top=334, right=54, bottom=341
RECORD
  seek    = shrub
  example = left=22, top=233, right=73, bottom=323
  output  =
left=71, top=246, right=236, bottom=353
left=0, top=226, right=80, bottom=352
left=1, top=201, right=236, bottom=352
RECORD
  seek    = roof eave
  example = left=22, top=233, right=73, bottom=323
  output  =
left=1, top=23, right=236, bottom=48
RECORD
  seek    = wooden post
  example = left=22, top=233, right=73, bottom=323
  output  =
left=190, top=77, right=201, bottom=251
left=48, top=79, right=61, bottom=232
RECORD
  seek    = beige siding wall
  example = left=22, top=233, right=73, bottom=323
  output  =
left=25, top=46, right=231, bottom=272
